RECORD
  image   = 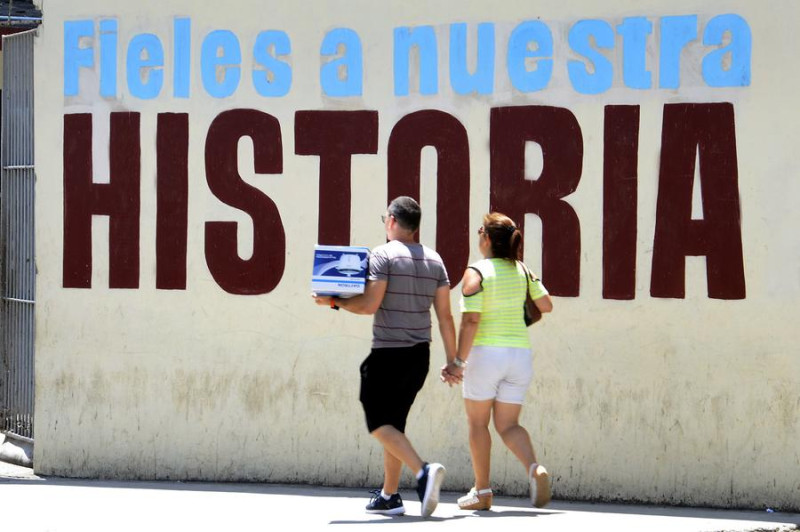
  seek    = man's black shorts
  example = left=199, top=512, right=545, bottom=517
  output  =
left=359, top=342, right=430, bottom=433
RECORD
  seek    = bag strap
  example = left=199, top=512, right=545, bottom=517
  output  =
left=518, top=261, right=532, bottom=297
left=520, top=261, right=541, bottom=281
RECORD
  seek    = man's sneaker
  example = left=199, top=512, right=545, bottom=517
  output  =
left=529, top=463, right=551, bottom=508
left=416, top=462, right=446, bottom=518
left=365, top=489, right=405, bottom=516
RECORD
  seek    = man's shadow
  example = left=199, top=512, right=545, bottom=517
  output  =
left=330, top=508, right=558, bottom=524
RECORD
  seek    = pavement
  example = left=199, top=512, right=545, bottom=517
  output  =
left=1, top=460, right=798, bottom=532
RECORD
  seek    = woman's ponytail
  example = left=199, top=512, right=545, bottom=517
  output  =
left=483, top=212, right=522, bottom=261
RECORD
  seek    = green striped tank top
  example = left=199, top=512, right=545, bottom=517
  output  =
left=459, top=258, right=549, bottom=348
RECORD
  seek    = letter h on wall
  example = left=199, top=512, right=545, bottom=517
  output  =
left=63, top=113, right=141, bottom=289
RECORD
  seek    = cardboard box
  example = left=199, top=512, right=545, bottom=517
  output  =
left=311, top=245, right=370, bottom=298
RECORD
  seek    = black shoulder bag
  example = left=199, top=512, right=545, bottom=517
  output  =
left=520, top=262, right=542, bottom=326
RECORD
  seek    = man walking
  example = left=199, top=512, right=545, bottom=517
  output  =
left=314, top=196, right=457, bottom=518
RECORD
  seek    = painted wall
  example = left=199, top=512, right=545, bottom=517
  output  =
left=34, top=0, right=799, bottom=510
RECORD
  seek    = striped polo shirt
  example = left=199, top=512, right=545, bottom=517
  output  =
left=459, top=258, right=549, bottom=348
left=368, top=240, right=450, bottom=348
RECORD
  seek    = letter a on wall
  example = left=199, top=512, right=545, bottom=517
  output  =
left=651, top=103, right=746, bottom=299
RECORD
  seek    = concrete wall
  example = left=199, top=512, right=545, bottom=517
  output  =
left=33, top=0, right=799, bottom=510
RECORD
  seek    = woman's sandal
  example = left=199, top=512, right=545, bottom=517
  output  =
left=457, top=487, right=493, bottom=511
left=529, top=463, right=551, bottom=508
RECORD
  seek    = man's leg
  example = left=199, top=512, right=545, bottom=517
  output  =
left=372, top=424, right=445, bottom=517
left=369, top=343, right=428, bottom=488
left=363, top=344, right=444, bottom=517
left=364, top=441, right=408, bottom=516
left=382, top=449, right=403, bottom=495
left=372, top=424, right=424, bottom=489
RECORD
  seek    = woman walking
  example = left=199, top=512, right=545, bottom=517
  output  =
left=442, top=212, right=553, bottom=511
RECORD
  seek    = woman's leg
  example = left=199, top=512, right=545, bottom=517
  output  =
left=492, top=401, right=537, bottom=469
left=464, top=398, right=494, bottom=490
left=494, top=401, right=551, bottom=507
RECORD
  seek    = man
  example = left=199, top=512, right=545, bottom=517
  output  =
left=314, top=196, right=457, bottom=518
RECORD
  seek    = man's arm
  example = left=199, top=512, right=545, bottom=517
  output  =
left=432, top=285, right=457, bottom=363
left=314, top=279, right=387, bottom=315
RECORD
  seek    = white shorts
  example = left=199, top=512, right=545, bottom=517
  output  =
left=462, top=345, right=533, bottom=404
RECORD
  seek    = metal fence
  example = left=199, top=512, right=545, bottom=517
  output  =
left=0, top=30, right=36, bottom=440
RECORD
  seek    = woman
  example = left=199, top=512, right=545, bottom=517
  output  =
left=442, top=212, right=553, bottom=511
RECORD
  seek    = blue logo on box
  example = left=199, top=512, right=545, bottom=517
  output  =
left=312, top=245, right=370, bottom=297
left=313, top=252, right=367, bottom=277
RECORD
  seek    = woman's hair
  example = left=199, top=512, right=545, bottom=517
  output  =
left=482, top=212, right=522, bottom=261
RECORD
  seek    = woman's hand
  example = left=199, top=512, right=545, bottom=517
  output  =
left=440, top=362, right=464, bottom=386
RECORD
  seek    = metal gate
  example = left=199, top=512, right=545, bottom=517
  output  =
left=0, top=29, right=35, bottom=441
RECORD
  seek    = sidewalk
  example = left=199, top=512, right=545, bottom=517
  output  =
left=1, top=460, right=798, bottom=532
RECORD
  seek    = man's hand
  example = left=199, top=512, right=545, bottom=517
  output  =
left=440, top=363, right=463, bottom=387
left=312, top=293, right=334, bottom=307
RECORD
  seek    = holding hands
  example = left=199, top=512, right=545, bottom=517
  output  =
left=440, top=359, right=466, bottom=387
